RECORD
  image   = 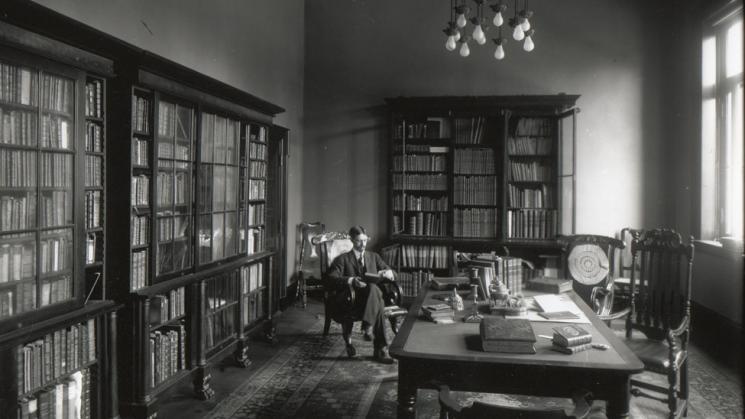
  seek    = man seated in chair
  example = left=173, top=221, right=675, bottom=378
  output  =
left=327, top=225, right=395, bottom=364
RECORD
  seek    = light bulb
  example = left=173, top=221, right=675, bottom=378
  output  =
left=456, top=13, right=467, bottom=28
left=493, top=11, right=504, bottom=27
left=476, top=34, right=487, bottom=45
left=523, top=35, right=534, bottom=51
left=454, top=29, right=461, bottom=41
left=446, top=36, right=457, bottom=51
left=494, top=44, right=505, bottom=60
left=472, top=25, right=484, bottom=41
left=459, top=42, right=470, bottom=57
left=520, top=18, right=531, bottom=31
left=512, top=24, right=525, bottom=41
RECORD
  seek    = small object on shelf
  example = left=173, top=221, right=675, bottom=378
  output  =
left=528, top=277, right=572, bottom=294
left=479, top=317, right=536, bottom=354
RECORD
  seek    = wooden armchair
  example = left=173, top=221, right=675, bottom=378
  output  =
left=614, top=227, right=644, bottom=305
left=314, top=232, right=404, bottom=337
left=437, top=385, right=602, bottom=419
left=623, top=229, right=693, bottom=419
left=557, top=235, right=630, bottom=324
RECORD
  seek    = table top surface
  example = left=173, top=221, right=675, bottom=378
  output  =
left=389, top=286, right=644, bottom=373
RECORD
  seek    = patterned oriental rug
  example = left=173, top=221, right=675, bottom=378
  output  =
left=204, top=315, right=742, bottom=419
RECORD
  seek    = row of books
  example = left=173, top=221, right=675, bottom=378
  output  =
left=246, top=227, right=265, bottom=255
left=157, top=216, right=188, bottom=242
left=240, top=263, right=264, bottom=294
left=551, top=324, right=593, bottom=354
left=40, top=75, right=74, bottom=114
left=392, top=194, right=448, bottom=212
left=39, top=234, right=71, bottom=274
left=0, top=149, right=36, bottom=187
left=149, top=323, right=186, bottom=389
left=242, top=288, right=265, bottom=327
left=131, top=138, right=148, bottom=167
left=454, top=117, right=486, bottom=144
left=0, top=241, right=34, bottom=283
left=17, top=318, right=96, bottom=395
left=157, top=101, right=191, bottom=142
left=248, top=142, right=267, bottom=160
left=157, top=141, right=191, bottom=161
left=396, top=212, right=447, bottom=236
left=131, top=175, right=149, bottom=206
left=393, top=118, right=450, bottom=140
left=453, top=148, right=495, bottom=174
left=508, top=184, right=555, bottom=208
left=156, top=172, right=188, bottom=207
left=149, top=286, right=186, bottom=326
left=84, top=191, right=101, bottom=229
left=392, top=154, right=447, bottom=172
left=17, top=369, right=91, bottom=419
left=247, top=203, right=265, bottom=225
left=248, top=125, right=267, bottom=143
left=40, top=275, right=71, bottom=307
left=40, top=153, right=72, bottom=188
left=506, top=209, right=558, bottom=239
left=507, top=136, right=552, bottom=155
left=453, top=208, right=497, bottom=238
left=453, top=175, right=498, bottom=205
left=509, top=161, right=553, bottom=182
left=0, top=281, right=35, bottom=318
left=40, top=115, right=72, bottom=150
left=396, top=270, right=432, bottom=297
left=248, top=179, right=266, bottom=200
left=392, top=173, right=448, bottom=190
left=131, top=95, right=150, bottom=133
left=0, top=109, right=37, bottom=146
left=130, top=250, right=148, bottom=290
left=468, top=254, right=524, bottom=296
left=393, top=144, right=449, bottom=154
left=84, top=156, right=102, bottom=187
left=84, top=122, right=102, bottom=153
left=131, top=215, right=149, bottom=246
left=205, top=273, right=238, bottom=311
left=249, top=161, right=267, bottom=178
left=0, top=64, right=34, bottom=106
left=0, top=194, right=35, bottom=231
left=514, top=117, right=552, bottom=137
left=205, top=305, right=236, bottom=350
left=399, top=244, right=449, bottom=269
left=84, top=79, right=103, bottom=119
left=39, top=191, right=70, bottom=228
left=200, top=113, right=239, bottom=165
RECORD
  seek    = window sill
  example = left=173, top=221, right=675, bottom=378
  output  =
left=695, top=239, right=744, bottom=259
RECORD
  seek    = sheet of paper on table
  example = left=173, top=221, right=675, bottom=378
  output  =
left=506, top=294, right=591, bottom=324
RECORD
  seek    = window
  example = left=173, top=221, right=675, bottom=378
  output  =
left=701, top=5, right=743, bottom=240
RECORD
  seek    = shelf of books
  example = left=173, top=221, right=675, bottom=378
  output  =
left=381, top=243, right=449, bottom=299
left=130, top=88, right=152, bottom=292
left=84, top=76, right=106, bottom=300
left=244, top=123, right=267, bottom=255
left=505, top=116, right=558, bottom=242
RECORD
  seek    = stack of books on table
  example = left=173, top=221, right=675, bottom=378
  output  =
left=528, top=277, right=572, bottom=294
left=480, top=317, right=536, bottom=354
left=551, top=324, right=592, bottom=354
left=421, top=303, right=455, bottom=323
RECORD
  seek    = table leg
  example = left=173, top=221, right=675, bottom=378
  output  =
left=606, top=377, right=632, bottom=419
left=397, top=363, right=416, bottom=419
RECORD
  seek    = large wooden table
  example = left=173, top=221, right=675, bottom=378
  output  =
left=389, top=287, right=644, bottom=418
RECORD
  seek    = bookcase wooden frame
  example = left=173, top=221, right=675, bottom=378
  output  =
left=385, top=96, right=578, bottom=280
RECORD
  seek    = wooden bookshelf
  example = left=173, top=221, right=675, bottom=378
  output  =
left=386, top=96, right=578, bottom=274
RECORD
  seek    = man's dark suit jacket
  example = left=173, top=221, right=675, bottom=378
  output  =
left=327, top=250, right=392, bottom=290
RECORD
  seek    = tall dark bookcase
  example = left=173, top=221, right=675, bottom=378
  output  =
left=0, top=12, right=118, bottom=419
left=385, top=96, right=578, bottom=291
left=106, top=53, right=286, bottom=417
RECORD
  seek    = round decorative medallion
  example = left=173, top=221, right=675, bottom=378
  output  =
left=567, top=244, right=609, bottom=285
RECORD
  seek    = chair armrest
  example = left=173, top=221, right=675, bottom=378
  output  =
left=438, top=385, right=463, bottom=415
left=568, top=389, right=592, bottom=419
left=598, top=307, right=630, bottom=322
left=666, top=315, right=690, bottom=345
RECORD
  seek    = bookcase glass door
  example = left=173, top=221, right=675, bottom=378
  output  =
left=245, top=124, right=267, bottom=255
left=1, top=59, right=78, bottom=319
left=198, top=112, right=240, bottom=264
left=156, top=99, right=194, bottom=276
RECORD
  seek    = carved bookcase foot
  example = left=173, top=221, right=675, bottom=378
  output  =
left=234, top=343, right=252, bottom=368
left=193, top=369, right=215, bottom=401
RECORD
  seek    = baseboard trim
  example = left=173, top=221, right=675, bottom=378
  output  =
left=691, top=301, right=743, bottom=373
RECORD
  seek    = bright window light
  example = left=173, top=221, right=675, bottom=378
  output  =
left=726, top=20, right=743, bottom=78
left=702, top=37, right=716, bottom=88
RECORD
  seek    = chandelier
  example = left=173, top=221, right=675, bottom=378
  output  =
left=443, top=0, right=535, bottom=60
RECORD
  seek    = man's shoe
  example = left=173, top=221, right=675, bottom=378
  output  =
left=346, top=343, right=357, bottom=358
left=373, top=347, right=394, bottom=364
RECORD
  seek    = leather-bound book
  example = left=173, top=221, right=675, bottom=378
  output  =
left=479, top=317, right=536, bottom=354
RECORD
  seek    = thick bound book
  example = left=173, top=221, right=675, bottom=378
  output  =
left=551, top=342, right=593, bottom=354
left=552, top=324, right=592, bottom=347
left=480, top=317, right=536, bottom=354
left=422, top=303, right=455, bottom=322
left=430, top=276, right=470, bottom=290
left=528, top=277, right=572, bottom=294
